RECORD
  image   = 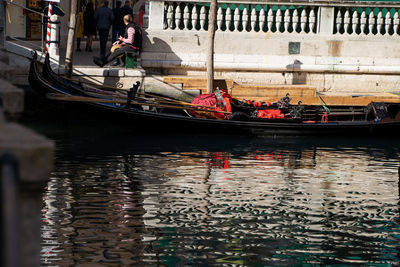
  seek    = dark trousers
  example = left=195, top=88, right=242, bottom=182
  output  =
left=98, top=29, right=109, bottom=58
left=111, top=25, right=125, bottom=43
left=104, top=45, right=138, bottom=65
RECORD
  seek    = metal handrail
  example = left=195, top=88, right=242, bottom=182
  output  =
left=4, top=0, right=49, bottom=51
left=4, top=0, right=48, bottom=18
left=7, top=36, right=43, bottom=49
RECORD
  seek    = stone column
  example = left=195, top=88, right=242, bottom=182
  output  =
left=148, top=0, right=164, bottom=30
left=318, top=6, right=335, bottom=34
left=49, top=14, right=60, bottom=71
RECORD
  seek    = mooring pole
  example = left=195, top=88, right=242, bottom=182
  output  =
left=65, top=0, right=80, bottom=78
left=206, top=0, right=217, bottom=94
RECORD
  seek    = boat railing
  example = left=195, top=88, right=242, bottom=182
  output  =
left=151, top=0, right=400, bottom=37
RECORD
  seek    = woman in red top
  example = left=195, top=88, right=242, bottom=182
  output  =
left=93, top=14, right=142, bottom=67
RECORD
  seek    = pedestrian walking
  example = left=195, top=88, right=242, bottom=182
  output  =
left=83, top=1, right=96, bottom=52
left=94, top=0, right=114, bottom=58
left=120, top=0, right=133, bottom=17
left=112, top=1, right=124, bottom=44
left=76, top=5, right=84, bottom=51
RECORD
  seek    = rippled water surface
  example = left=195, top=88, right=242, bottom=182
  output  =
left=25, top=120, right=400, bottom=266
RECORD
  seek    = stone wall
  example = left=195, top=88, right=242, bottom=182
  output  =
left=142, top=0, right=400, bottom=92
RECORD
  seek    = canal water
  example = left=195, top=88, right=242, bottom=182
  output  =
left=23, top=118, right=400, bottom=266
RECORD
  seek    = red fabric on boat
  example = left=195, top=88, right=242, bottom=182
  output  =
left=192, top=93, right=218, bottom=107
left=190, top=92, right=233, bottom=119
left=257, top=109, right=284, bottom=119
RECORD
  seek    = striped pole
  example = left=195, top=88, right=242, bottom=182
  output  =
left=45, top=1, right=53, bottom=52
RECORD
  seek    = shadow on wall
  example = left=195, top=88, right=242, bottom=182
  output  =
left=142, top=35, right=183, bottom=75
left=286, top=60, right=307, bottom=85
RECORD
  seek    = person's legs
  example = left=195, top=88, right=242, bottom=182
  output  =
left=99, top=29, right=109, bottom=58
left=77, top=38, right=81, bottom=51
left=106, top=46, right=136, bottom=66
left=111, top=25, right=117, bottom=43
left=116, top=25, right=125, bottom=40
left=87, top=35, right=93, bottom=51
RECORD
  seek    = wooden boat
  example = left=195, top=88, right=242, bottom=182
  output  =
left=29, top=52, right=400, bottom=136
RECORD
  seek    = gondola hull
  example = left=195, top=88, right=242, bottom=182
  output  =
left=28, top=53, right=400, bottom=136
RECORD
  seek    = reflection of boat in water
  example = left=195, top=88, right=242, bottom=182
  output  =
left=29, top=52, right=400, bottom=136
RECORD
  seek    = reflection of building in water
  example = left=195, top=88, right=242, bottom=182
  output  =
left=138, top=149, right=399, bottom=263
left=41, top=158, right=148, bottom=265
left=40, top=147, right=400, bottom=265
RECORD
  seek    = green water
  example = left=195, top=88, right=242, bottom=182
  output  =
left=20, top=116, right=400, bottom=266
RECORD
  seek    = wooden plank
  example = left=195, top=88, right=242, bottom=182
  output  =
left=163, top=76, right=234, bottom=91
left=240, top=95, right=400, bottom=106
left=232, top=85, right=316, bottom=98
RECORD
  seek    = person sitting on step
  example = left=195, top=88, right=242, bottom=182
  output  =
left=93, top=14, right=141, bottom=67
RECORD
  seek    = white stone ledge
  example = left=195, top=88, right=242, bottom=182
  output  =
left=142, top=59, right=400, bottom=74
left=73, top=67, right=109, bottom=76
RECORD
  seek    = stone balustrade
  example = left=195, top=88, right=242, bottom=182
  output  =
left=151, top=0, right=400, bottom=36
left=144, top=0, right=400, bottom=92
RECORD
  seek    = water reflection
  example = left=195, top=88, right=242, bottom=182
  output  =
left=31, top=121, right=400, bottom=266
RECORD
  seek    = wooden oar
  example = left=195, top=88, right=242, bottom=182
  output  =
left=81, top=89, right=221, bottom=110
left=46, top=93, right=231, bottom=114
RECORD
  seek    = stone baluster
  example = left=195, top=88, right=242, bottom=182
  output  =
left=283, top=9, right=290, bottom=33
left=336, top=8, right=342, bottom=34
left=343, top=8, right=350, bottom=34
left=200, top=5, right=206, bottom=30
left=163, top=3, right=168, bottom=29
left=175, top=4, right=182, bottom=30
left=217, top=6, right=223, bottom=31
left=293, top=9, right=299, bottom=33
left=243, top=6, right=249, bottom=31
left=385, top=11, right=391, bottom=35
left=166, top=3, right=174, bottom=30
left=394, top=10, right=399, bottom=35
left=260, top=7, right=266, bottom=32
left=226, top=7, right=232, bottom=31
left=309, top=7, right=316, bottom=33
left=183, top=4, right=190, bottom=30
left=377, top=10, right=383, bottom=34
left=361, top=9, right=367, bottom=34
left=300, top=8, right=307, bottom=33
left=251, top=6, right=257, bottom=32
left=352, top=9, right=359, bottom=34
left=276, top=8, right=282, bottom=32
left=267, top=8, right=273, bottom=32
left=192, top=4, right=198, bottom=30
left=368, top=10, right=375, bottom=35
left=234, top=6, right=240, bottom=32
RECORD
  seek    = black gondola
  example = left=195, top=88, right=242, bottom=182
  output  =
left=29, top=52, right=400, bottom=136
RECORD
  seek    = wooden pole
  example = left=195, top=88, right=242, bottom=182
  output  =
left=206, top=0, right=217, bottom=94
left=65, top=0, right=80, bottom=78
left=0, top=0, right=9, bottom=64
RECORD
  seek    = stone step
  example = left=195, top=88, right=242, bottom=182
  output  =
left=247, top=94, right=400, bottom=106
left=232, top=85, right=316, bottom=98
left=163, top=76, right=316, bottom=97
left=163, top=76, right=235, bottom=93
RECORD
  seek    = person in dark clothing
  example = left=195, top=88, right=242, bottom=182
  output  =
left=83, top=1, right=96, bottom=52
left=94, top=0, right=114, bottom=58
left=93, top=14, right=141, bottom=67
left=112, top=1, right=124, bottom=43
left=120, top=0, right=133, bottom=17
